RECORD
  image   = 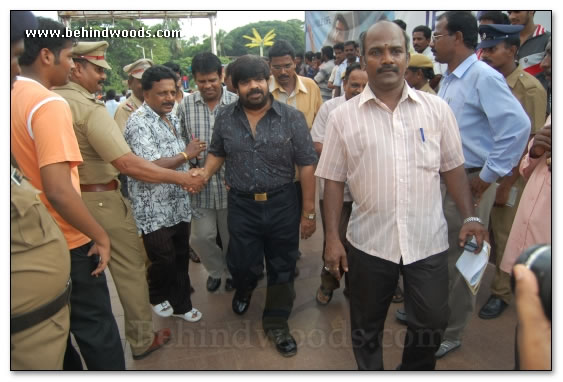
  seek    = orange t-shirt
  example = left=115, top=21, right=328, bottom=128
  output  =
left=11, top=77, right=90, bottom=250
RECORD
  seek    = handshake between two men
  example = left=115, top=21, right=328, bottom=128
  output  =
left=175, top=137, right=210, bottom=194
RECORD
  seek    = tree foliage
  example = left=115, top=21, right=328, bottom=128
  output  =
left=67, top=18, right=304, bottom=93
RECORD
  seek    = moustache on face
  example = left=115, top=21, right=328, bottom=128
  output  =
left=248, top=89, right=264, bottom=96
left=377, top=65, right=398, bottom=74
left=162, top=102, right=175, bottom=107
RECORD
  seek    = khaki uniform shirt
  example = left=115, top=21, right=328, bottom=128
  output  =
left=506, top=65, right=547, bottom=135
left=114, top=94, right=143, bottom=133
left=54, top=82, right=131, bottom=184
left=11, top=165, right=70, bottom=315
left=419, top=82, right=436, bottom=95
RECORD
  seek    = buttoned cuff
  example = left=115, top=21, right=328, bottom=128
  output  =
left=479, top=166, right=500, bottom=184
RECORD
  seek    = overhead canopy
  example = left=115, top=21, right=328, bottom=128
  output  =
left=57, top=11, right=217, bottom=54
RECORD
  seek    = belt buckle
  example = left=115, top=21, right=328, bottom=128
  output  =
left=11, top=168, right=23, bottom=186
left=254, top=192, right=267, bottom=201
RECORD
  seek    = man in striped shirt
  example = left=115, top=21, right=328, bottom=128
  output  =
left=315, top=20, right=487, bottom=370
left=177, top=52, right=238, bottom=293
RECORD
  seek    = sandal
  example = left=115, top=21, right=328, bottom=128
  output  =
left=173, top=308, right=202, bottom=322
left=316, top=285, right=333, bottom=305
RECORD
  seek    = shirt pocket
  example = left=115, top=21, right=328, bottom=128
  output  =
left=10, top=185, right=51, bottom=250
left=411, top=127, right=441, bottom=172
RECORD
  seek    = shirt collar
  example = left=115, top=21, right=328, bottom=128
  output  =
left=269, top=74, right=308, bottom=95
left=449, top=53, right=478, bottom=78
left=193, top=86, right=233, bottom=106
left=358, top=80, right=421, bottom=109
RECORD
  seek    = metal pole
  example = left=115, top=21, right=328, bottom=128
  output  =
left=209, top=14, right=217, bottom=55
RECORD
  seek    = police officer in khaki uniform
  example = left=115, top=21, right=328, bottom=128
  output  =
left=10, top=12, right=70, bottom=369
left=114, top=58, right=153, bottom=132
left=54, top=41, right=205, bottom=360
left=478, top=24, right=548, bottom=319
left=114, top=58, right=153, bottom=197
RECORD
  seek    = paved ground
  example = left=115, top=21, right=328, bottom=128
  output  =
left=97, top=212, right=519, bottom=371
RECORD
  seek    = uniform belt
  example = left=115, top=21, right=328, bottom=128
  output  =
left=11, top=279, right=72, bottom=335
left=80, top=179, right=118, bottom=192
left=230, top=184, right=290, bottom=201
left=466, top=167, right=482, bottom=174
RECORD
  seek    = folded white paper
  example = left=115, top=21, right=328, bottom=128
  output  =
left=455, top=239, right=491, bottom=294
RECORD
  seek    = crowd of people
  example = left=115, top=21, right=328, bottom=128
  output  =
left=10, top=10, right=551, bottom=370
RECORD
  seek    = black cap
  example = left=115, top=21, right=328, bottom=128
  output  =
left=11, top=11, right=37, bottom=43
left=477, top=24, right=523, bottom=50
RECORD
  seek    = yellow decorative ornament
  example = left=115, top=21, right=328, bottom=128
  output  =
left=243, top=28, right=276, bottom=56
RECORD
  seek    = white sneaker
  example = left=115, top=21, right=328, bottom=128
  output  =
left=173, top=308, right=202, bottom=322
left=435, top=339, right=461, bottom=359
left=152, top=300, right=173, bottom=317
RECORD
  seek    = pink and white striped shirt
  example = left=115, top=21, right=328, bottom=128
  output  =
left=315, top=83, right=464, bottom=265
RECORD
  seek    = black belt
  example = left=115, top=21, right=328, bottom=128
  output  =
left=11, top=279, right=72, bottom=334
left=466, top=167, right=482, bottom=174
left=229, top=184, right=291, bottom=201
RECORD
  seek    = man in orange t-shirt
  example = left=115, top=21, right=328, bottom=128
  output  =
left=11, top=17, right=124, bottom=370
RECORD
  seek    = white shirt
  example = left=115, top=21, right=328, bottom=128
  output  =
left=315, top=83, right=464, bottom=265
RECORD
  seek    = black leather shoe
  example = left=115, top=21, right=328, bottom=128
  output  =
left=232, top=290, right=252, bottom=315
left=225, top=278, right=234, bottom=292
left=206, top=277, right=221, bottom=292
left=266, top=328, right=297, bottom=357
left=395, top=308, right=407, bottom=325
left=479, top=296, right=508, bottom=319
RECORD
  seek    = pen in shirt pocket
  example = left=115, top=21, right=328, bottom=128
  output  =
left=419, top=128, right=425, bottom=142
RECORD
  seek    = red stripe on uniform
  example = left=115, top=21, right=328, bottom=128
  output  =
left=524, top=63, right=543, bottom=76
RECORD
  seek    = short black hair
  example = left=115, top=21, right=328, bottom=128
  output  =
left=344, top=40, right=356, bottom=48
left=333, top=42, right=345, bottom=51
left=321, top=46, right=334, bottom=60
left=231, top=55, right=270, bottom=89
left=141, top=65, right=177, bottom=91
left=438, top=11, right=478, bottom=50
left=191, top=52, right=222, bottom=79
left=295, top=52, right=304, bottom=60
left=106, top=89, right=116, bottom=100
left=19, top=17, right=74, bottom=67
left=502, top=34, right=521, bottom=50
left=413, top=25, right=432, bottom=40
left=361, top=21, right=410, bottom=57
left=305, top=51, right=314, bottom=61
left=314, top=52, right=322, bottom=60
left=225, top=62, right=234, bottom=78
left=163, top=61, right=181, bottom=76
left=393, top=19, right=407, bottom=31
left=343, top=62, right=363, bottom=81
left=268, top=39, right=296, bottom=60
left=478, top=11, right=509, bottom=24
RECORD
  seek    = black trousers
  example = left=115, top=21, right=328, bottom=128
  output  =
left=227, top=183, right=300, bottom=332
left=143, top=221, right=192, bottom=314
left=63, top=241, right=125, bottom=370
left=348, top=245, right=449, bottom=370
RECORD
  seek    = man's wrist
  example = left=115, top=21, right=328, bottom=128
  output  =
left=302, top=210, right=316, bottom=220
left=463, top=216, right=484, bottom=226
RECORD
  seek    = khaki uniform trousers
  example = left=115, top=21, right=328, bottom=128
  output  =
left=81, top=188, right=154, bottom=356
left=11, top=170, right=70, bottom=370
left=489, top=176, right=526, bottom=304
left=442, top=171, right=498, bottom=342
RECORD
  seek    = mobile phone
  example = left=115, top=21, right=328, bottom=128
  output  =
left=464, top=237, right=478, bottom=252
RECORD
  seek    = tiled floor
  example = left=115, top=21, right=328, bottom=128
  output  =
left=100, top=215, right=518, bottom=371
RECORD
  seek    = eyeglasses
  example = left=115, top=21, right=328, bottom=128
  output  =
left=271, top=63, right=293, bottom=71
left=431, top=33, right=449, bottom=42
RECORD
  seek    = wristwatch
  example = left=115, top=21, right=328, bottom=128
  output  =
left=302, top=211, right=316, bottom=220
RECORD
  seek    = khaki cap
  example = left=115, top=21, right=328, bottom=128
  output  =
left=408, top=53, right=433, bottom=69
left=123, top=58, right=154, bottom=79
left=72, top=41, right=111, bottom=70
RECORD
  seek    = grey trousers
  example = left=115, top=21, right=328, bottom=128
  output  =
left=442, top=172, right=498, bottom=342
left=190, top=207, right=231, bottom=279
